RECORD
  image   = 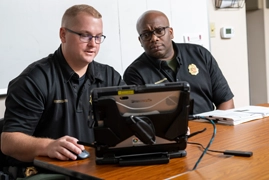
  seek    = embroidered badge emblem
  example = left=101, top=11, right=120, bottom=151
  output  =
left=188, top=64, right=199, bottom=75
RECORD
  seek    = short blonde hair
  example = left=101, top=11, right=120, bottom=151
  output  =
left=61, top=4, right=102, bottom=26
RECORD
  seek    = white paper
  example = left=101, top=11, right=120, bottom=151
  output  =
left=194, top=105, right=269, bottom=125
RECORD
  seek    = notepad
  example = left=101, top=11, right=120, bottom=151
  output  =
left=194, top=105, right=269, bottom=125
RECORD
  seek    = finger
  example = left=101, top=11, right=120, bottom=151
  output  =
left=75, top=141, right=85, bottom=150
left=64, top=136, right=79, bottom=144
left=49, top=150, right=71, bottom=161
left=64, top=136, right=85, bottom=150
left=59, top=147, right=78, bottom=160
left=61, top=140, right=83, bottom=155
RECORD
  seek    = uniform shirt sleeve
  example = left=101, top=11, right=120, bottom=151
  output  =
left=3, top=75, right=44, bottom=135
left=203, top=48, right=234, bottom=106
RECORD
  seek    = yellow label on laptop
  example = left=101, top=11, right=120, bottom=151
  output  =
left=118, top=90, right=134, bottom=95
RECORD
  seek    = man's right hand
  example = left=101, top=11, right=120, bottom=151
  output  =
left=1, top=132, right=85, bottom=162
left=46, top=135, right=85, bottom=160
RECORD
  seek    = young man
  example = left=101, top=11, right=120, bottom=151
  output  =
left=1, top=4, right=124, bottom=178
left=123, top=10, right=234, bottom=114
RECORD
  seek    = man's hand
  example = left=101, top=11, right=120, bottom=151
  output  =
left=1, top=132, right=85, bottom=162
left=46, top=135, right=85, bottom=160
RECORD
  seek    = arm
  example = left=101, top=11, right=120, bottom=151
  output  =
left=204, top=49, right=234, bottom=108
left=216, top=99, right=235, bottom=110
left=1, top=132, right=85, bottom=162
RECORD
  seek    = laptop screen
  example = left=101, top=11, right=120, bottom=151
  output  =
left=90, top=82, right=190, bottom=165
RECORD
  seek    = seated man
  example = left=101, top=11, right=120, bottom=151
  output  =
left=123, top=10, right=234, bottom=114
left=1, top=4, right=124, bottom=179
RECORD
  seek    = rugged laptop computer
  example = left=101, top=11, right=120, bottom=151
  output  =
left=90, top=81, right=190, bottom=166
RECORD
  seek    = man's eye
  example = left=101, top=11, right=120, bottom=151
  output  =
left=81, top=34, right=90, bottom=38
left=155, top=29, right=163, bottom=34
left=142, top=32, right=150, bottom=37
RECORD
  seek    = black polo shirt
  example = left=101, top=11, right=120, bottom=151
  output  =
left=3, top=46, right=125, bottom=144
left=123, top=42, right=234, bottom=114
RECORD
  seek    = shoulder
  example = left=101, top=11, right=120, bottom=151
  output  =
left=175, top=43, right=216, bottom=65
left=125, top=53, right=151, bottom=71
left=175, top=43, right=211, bottom=54
left=91, top=61, right=124, bottom=86
left=15, top=54, right=54, bottom=80
left=8, top=53, right=59, bottom=97
left=6, top=54, right=57, bottom=106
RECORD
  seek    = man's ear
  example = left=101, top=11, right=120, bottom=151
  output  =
left=59, top=27, right=66, bottom=43
left=169, top=27, right=174, bottom=39
left=138, top=37, right=143, bottom=47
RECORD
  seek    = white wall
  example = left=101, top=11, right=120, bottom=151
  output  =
left=246, top=9, right=267, bottom=104
left=0, top=0, right=210, bottom=116
left=0, top=0, right=210, bottom=92
left=208, top=0, right=250, bottom=107
left=246, top=0, right=269, bottom=105
left=0, top=0, right=253, bottom=117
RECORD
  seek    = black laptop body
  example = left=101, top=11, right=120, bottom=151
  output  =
left=90, top=81, right=190, bottom=165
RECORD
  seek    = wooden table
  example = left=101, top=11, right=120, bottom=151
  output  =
left=34, top=107, right=269, bottom=180
left=171, top=112, right=269, bottom=179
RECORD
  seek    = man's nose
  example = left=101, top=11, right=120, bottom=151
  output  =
left=150, top=33, right=159, bottom=41
left=87, top=37, right=97, bottom=45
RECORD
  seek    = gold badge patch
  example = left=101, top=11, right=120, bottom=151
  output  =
left=188, top=64, right=199, bottom=75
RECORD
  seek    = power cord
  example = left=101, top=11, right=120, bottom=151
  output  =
left=188, top=115, right=253, bottom=171
left=188, top=141, right=252, bottom=157
left=189, top=115, right=216, bottom=170
left=188, top=141, right=223, bottom=153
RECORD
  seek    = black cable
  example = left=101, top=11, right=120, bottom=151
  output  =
left=188, top=128, right=207, bottom=138
left=188, top=141, right=224, bottom=154
left=188, top=139, right=253, bottom=157
left=189, top=115, right=216, bottom=170
left=188, top=115, right=253, bottom=170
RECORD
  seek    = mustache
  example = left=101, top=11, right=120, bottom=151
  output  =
left=150, top=43, right=164, bottom=49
